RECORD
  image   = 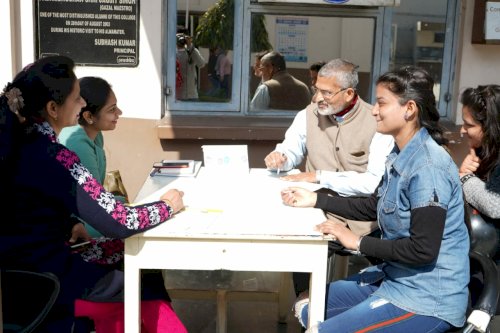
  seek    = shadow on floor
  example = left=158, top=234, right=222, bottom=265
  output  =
left=167, top=256, right=371, bottom=333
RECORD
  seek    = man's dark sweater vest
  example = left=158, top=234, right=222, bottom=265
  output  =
left=264, top=71, right=311, bottom=110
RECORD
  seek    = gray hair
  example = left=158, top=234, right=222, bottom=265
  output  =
left=318, top=59, right=359, bottom=89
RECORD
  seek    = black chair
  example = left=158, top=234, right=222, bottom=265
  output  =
left=456, top=209, right=499, bottom=333
left=1, top=270, right=60, bottom=333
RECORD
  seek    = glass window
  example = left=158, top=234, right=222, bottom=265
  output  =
left=164, top=1, right=385, bottom=116
left=175, top=0, right=234, bottom=104
left=391, top=1, right=447, bottom=109
left=249, top=13, right=375, bottom=113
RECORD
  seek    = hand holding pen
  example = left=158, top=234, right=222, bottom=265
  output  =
left=264, top=151, right=287, bottom=174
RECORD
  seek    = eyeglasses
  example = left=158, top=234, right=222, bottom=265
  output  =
left=313, top=87, right=348, bottom=99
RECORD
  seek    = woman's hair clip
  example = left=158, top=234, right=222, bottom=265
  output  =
left=4, top=86, right=25, bottom=114
left=473, top=88, right=487, bottom=112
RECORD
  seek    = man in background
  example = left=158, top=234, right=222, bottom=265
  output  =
left=250, top=51, right=311, bottom=111
left=308, top=61, right=326, bottom=102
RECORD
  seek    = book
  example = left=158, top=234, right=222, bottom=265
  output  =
left=150, top=160, right=202, bottom=177
left=153, top=160, right=195, bottom=174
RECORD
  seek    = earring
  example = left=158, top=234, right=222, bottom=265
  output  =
left=88, top=120, right=93, bottom=124
left=404, top=112, right=409, bottom=121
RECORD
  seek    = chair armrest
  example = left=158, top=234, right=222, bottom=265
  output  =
left=469, top=250, right=499, bottom=316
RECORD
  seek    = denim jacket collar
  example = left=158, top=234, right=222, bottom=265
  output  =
left=386, top=127, right=430, bottom=176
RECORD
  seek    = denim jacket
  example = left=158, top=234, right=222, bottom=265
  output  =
left=362, top=128, right=469, bottom=328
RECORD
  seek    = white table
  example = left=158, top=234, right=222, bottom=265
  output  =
left=124, top=168, right=329, bottom=332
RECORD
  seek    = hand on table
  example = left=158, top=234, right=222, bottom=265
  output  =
left=280, top=171, right=316, bottom=183
left=281, top=187, right=317, bottom=208
left=160, top=189, right=185, bottom=214
left=315, top=220, right=359, bottom=251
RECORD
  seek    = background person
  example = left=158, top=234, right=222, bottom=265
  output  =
left=206, top=46, right=219, bottom=96
left=284, top=66, right=469, bottom=333
left=59, top=76, right=124, bottom=238
left=0, top=56, right=186, bottom=332
left=214, top=47, right=232, bottom=99
left=176, top=32, right=206, bottom=100
left=250, top=51, right=311, bottom=110
left=458, top=84, right=500, bottom=314
left=308, top=61, right=326, bottom=102
left=253, top=50, right=269, bottom=83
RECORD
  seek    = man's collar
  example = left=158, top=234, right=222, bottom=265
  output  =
left=334, top=94, right=359, bottom=121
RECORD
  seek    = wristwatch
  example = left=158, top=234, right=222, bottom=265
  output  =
left=460, top=173, right=476, bottom=185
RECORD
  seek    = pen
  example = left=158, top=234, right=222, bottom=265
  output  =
left=184, top=206, right=223, bottom=213
left=276, top=152, right=285, bottom=175
left=70, top=241, right=91, bottom=249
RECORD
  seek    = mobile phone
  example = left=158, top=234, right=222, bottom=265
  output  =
left=153, top=161, right=192, bottom=168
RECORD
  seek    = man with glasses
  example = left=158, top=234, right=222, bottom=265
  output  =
left=264, top=58, right=394, bottom=292
left=250, top=51, right=311, bottom=110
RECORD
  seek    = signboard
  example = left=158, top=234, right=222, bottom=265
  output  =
left=35, top=0, right=140, bottom=67
left=257, top=0, right=400, bottom=6
left=485, top=1, right=500, bottom=42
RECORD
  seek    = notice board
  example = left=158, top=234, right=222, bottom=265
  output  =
left=35, top=0, right=140, bottom=67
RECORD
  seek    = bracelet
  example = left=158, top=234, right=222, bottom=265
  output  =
left=460, top=173, right=476, bottom=185
left=352, top=236, right=363, bottom=256
left=162, top=199, right=175, bottom=216
left=316, top=169, right=322, bottom=184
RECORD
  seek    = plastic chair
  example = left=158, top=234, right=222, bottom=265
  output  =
left=0, top=270, right=60, bottom=333
left=74, top=299, right=188, bottom=333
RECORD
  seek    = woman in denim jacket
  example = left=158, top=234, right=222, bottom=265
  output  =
left=282, top=66, right=469, bottom=332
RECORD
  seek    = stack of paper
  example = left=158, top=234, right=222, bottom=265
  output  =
left=151, top=160, right=202, bottom=177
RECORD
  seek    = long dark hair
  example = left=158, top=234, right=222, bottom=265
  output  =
left=7, top=56, right=76, bottom=124
left=460, top=85, right=500, bottom=179
left=78, top=76, right=112, bottom=126
left=0, top=56, right=76, bottom=192
left=376, top=66, right=447, bottom=146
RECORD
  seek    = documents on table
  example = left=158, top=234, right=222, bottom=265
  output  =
left=138, top=170, right=325, bottom=237
left=150, top=160, right=202, bottom=177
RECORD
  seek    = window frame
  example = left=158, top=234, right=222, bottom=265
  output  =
left=162, top=1, right=392, bottom=119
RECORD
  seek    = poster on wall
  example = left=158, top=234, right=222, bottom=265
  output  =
left=276, top=17, right=308, bottom=63
left=485, top=1, right=500, bottom=42
left=35, top=0, right=140, bottom=67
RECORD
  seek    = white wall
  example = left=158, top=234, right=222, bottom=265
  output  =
left=0, top=1, right=15, bottom=84
left=265, top=15, right=374, bottom=71
left=340, top=18, right=374, bottom=72
left=454, top=0, right=500, bottom=124
left=10, top=1, right=163, bottom=120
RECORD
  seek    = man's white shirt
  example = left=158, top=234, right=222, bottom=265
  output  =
left=274, top=108, right=394, bottom=197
